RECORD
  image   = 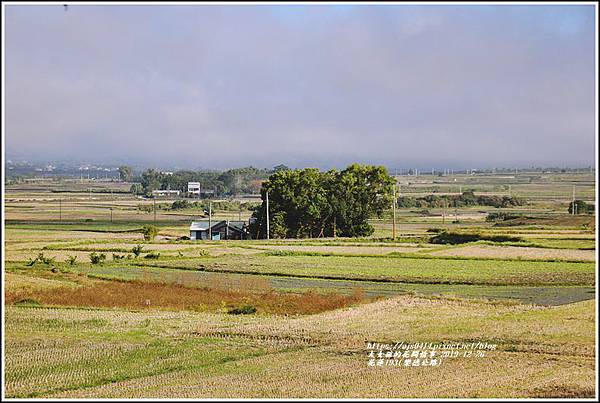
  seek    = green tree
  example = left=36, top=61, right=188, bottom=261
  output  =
left=140, top=169, right=162, bottom=195
left=261, top=168, right=331, bottom=238
left=569, top=200, right=593, bottom=214
left=250, top=164, right=394, bottom=239
left=329, top=164, right=394, bottom=237
left=272, top=164, right=291, bottom=173
left=142, top=225, right=159, bottom=241
left=130, top=183, right=144, bottom=195
left=270, top=211, right=289, bottom=239
left=118, top=166, right=133, bottom=182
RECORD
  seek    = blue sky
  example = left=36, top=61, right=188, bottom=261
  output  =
left=4, top=4, right=596, bottom=169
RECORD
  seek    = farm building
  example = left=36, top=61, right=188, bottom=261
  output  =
left=187, top=182, right=216, bottom=198
left=189, top=220, right=249, bottom=240
left=187, top=182, right=201, bottom=195
left=152, top=189, right=180, bottom=197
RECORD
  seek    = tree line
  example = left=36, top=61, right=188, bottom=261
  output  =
left=397, top=191, right=526, bottom=209
left=119, top=165, right=291, bottom=197
left=249, top=164, right=395, bottom=239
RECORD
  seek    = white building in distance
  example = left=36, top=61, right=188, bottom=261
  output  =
left=188, top=182, right=201, bottom=195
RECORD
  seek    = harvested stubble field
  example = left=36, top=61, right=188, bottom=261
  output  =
left=245, top=244, right=433, bottom=255
left=4, top=296, right=595, bottom=398
left=3, top=174, right=597, bottom=398
left=428, top=244, right=596, bottom=261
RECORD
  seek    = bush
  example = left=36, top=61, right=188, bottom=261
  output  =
left=14, top=298, right=41, bottom=306
left=66, top=255, right=78, bottom=265
left=426, top=228, right=444, bottom=233
left=228, top=305, right=257, bottom=315
left=171, top=200, right=191, bottom=210
left=89, top=252, right=107, bottom=265
left=112, top=253, right=128, bottom=261
left=430, top=231, right=522, bottom=245
left=486, top=212, right=520, bottom=222
left=131, top=245, right=144, bottom=257
left=142, top=225, right=159, bottom=241
left=144, top=252, right=161, bottom=259
left=27, top=253, right=55, bottom=266
left=264, top=250, right=303, bottom=256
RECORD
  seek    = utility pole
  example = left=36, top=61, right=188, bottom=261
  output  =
left=392, top=183, right=397, bottom=239
left=442, top=198, right=447, bottom=225
left=110, top=207, right=113, bottom=223
left=153, top=198, right=156, bottom=224
left=572, top=186, right=575, bottom=215
left=265, top=191, right=270, bottom=240
left=208, top=201, right=212, bottom=240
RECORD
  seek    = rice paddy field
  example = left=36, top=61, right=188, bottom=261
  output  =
left=2, top=171, right=597, bottom=398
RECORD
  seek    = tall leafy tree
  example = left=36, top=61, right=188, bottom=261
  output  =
left=250, top=164, right=394, bottom=239
left=140, top=169, right=162, bottom=195
left=118, top=166, right=133, bottom=182
left=329, top=164, right=395, bottom=237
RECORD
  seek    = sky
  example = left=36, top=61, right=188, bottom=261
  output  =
left=4, top=3, right=596, bottom=170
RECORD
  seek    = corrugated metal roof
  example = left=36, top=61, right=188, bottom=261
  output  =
left=227, top=221, right=247, bottom=231
left=189, top=221, right=211, bottom=231
left=190, top=220, right=247, bottom=231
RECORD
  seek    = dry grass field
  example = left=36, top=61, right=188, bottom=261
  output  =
left=429, top=244, right=596, bottom=261
left=4, top=297, right=595, bottom=398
